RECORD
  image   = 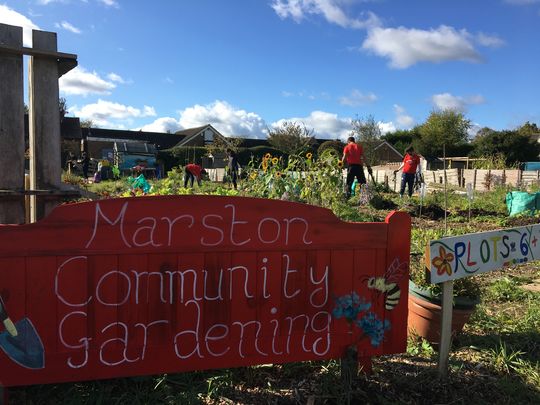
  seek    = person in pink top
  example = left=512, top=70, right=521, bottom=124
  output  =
left=342, top=136, right=366, bottom=198
left=394, top=146, right=421, bottom=198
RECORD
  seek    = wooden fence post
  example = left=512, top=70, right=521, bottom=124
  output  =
left=29, top=30, right=62, bottom=221
left=0, top=24, right=26, bottom=224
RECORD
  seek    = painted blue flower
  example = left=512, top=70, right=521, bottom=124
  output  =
left=332, top=293, right=371, bottom=323
left=356, top=312, right=391, bottom=347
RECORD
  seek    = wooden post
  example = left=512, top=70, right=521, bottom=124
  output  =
left=473, top=169, right=477, bottom=190
left=438, top=280, right=454, bottom=378
left=0, top=24, right=26, bottom=224
left=29, top=29, right=62, bottom=221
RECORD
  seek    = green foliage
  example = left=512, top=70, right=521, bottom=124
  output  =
left=242, top=149, right=345, bottom=211
left=484, top=276, right=537, bottom=302
left=267, top=121, right=315, bottom=155
left=407, top=336, right=435, bottom=357
left=517, top=121, right=540, bottom=136
left=236, top=145, right=282, bottom=166
left=350, top=114, right=382, bottom=166
left=317, top=139, right=345, bottom=157
left=471, top=129, right=540, bottom=165
left=417, top=109, right=471, bottom=157
left=206, top=134, right=243, bottom=155
left=381, top=128, right=420, bottom=154
left=159, top=146, right=208, bottom=169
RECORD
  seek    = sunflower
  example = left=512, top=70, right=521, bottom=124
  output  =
left=338, top=160, right=344, bottom=168
left=264, top=153, right=272, bottom=159
left=272, top=157, right=279, bottom=165
left=275, top=171, right=282, bottom=178
left=306, top=152, right=313, bottom=159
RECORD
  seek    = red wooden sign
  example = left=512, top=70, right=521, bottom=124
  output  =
left=0, top=195, right=410, bottom=387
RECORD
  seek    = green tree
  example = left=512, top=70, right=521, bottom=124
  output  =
left=517, top=121, right=540, bottom=137
left=381, top=128, right=421, bottom=154
left=267, top=121, right=315, bottom=156
left=350, top=115, right=382, bottom=166
left=471, top=129, right=540, bottom=165
left=317, top=140, right=345, bottom=157
left=80, top=119, right=94, bottom=128
left=417, top=109, right=471, bottom=157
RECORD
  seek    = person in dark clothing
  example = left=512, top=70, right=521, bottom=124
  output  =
left=226, top=149, right=240, bottom=189
left=341, top=136, right=366, bottom=198
left=81, top=152, right=90, bottom=182
left=184, top=163, right=203, bottom=188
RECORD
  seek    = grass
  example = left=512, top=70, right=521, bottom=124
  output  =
left=12, top=179, right=540, bottom=404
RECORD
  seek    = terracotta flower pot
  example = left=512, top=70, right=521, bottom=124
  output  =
left=407, top=281, right=478, bottom=345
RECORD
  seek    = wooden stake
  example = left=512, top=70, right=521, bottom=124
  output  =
left=438, top=280, right=454, bottom=378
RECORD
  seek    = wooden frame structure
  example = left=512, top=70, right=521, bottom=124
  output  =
left=0, top=23, right=77, bottom=224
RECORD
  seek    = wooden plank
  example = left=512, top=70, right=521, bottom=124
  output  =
left=28, top=29, right=62, bottom=221
left=0, top=24, right=25, bottom=224
left=438, top=281, right=453, bottom=378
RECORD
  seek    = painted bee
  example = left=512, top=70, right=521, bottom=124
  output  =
left=366, top=258, right=408, bottom=311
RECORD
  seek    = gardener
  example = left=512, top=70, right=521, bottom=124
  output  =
left=394, top=146, right=421, bottom=198
left=342, top=136, right=366, bottom=198
left=226, top=149, right=241, bottom=190
left=184, top=163, right=203, bottom=188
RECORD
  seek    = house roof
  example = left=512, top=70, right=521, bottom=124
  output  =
left=173, top=124, right=226, bottom=148
left=174, top=125, right=209, bottom=138
left=81, top=127, right=186, bottom=150
left=61, top=117, right=83, bottom=139
left=373, top=140, right=403, bottom=158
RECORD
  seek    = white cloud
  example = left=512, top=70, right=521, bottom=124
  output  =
left=362, top=25, right=482, bottom=68
left=378, top=121, right=396, bottom=134
left=139, top=117, right=182, bottom=133
left=55, top=21, right=81, bottom=34
left=504, top=0, right=540, bottom=5
left=107, top=72, right=130, bottom=84
left=476, top=32, right=505, bottom=48
left=0, top=5, right=40, bottom=46
left=99, top=0, right=119, bottom=8
left=393, top=104, right=415, bottom=128
left=60, top=66, right=116, bottom=96
left=36, top=0, right=67, bottom=4
left=72, top=99, right=156, bottom=127
left=178, top=100, right=268, bottom=138
left=339, top=89, right=377, bottom=106
left=272, top=110, right=351, bottom=140
left=431, top=92, right=485, bottom=112
left=270, top=0, right=380, bottom=29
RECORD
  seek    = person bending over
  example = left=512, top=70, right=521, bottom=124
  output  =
left=184, top=163, right=203, bottom=188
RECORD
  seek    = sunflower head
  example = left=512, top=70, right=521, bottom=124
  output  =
left=271, top=157, right=279, bottom=165
left=264, top=153, right=272, bottom=159
left=338, top=160, right=344, bottom=168
left=306, top=152, right=313, bottom=159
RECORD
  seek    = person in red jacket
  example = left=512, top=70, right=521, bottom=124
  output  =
left=184, top=163, right=203, bottom=188
left=342, top=136, right=366, bottom=198
left=394, top=146, right=421, bottom=198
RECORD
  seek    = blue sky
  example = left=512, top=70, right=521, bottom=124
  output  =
left=1, top=0, right=539, bottom=139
